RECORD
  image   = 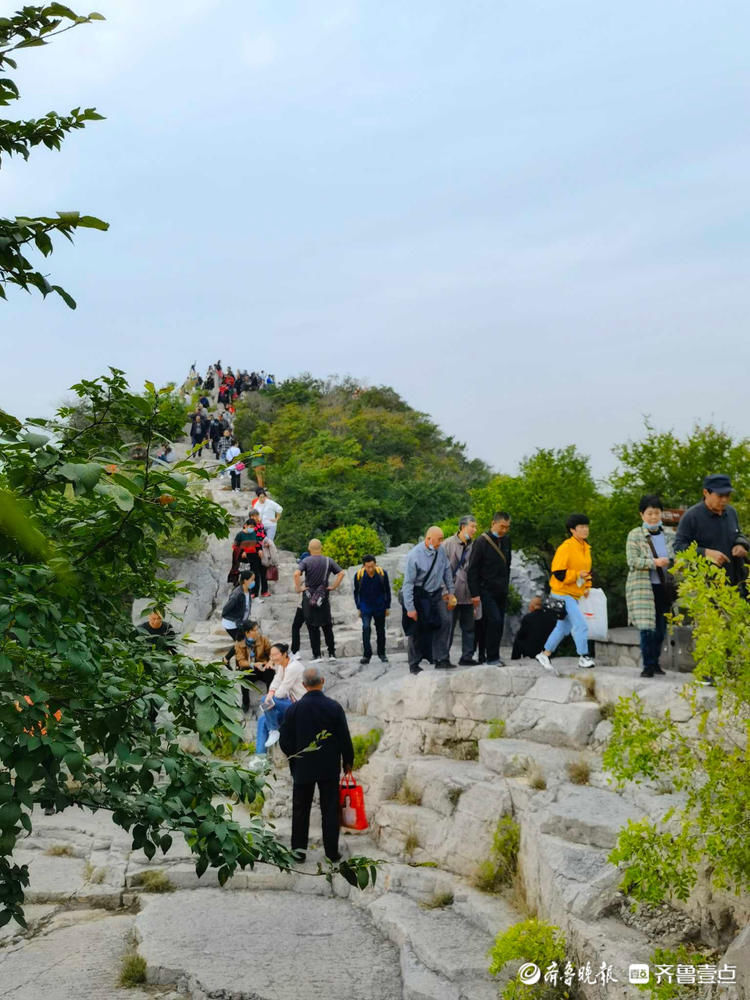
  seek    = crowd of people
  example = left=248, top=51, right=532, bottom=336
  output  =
left=142, top=380, right=749, bottom=864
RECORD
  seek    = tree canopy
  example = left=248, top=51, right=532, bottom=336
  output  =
left=0, top=4, right=108, bottom=309
left=233, top=374, right=490, bottom=553
left=0, top=371, right=376, bottom=928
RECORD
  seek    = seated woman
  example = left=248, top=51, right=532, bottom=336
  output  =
left=256, top=643, right=306, bottom=753
left=234, top=620, right=275, bottom=712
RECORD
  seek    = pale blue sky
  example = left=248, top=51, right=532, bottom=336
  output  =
left=2, top=1, right=748, bottom=478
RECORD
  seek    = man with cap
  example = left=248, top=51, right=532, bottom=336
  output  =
left=674, top=475, right=749, bottom=592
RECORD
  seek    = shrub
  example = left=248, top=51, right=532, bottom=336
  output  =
left=392, top=574, right=403, bottom=595
left=605, top=551, right=750, bottom=902
left=489, top=919, right=571, bottom=999
left=132, top=870, right=174, bottom=893
left=488, top=718, right=506, bottom=739
left=397, top=781, right=422, bottom=806
left=566, top=759, right=590, bottom=785
left=322, top=524, right=384, bottom=568
left=636, top=945, right=716, bottom=1000
left=158, top=525, right=206, bottom=560
left=420, top=890, right=454, bottom=909
left=352, top=728, right=382, bottom=769
left=474, top=816, right=520, bottom=892
left=119, top=953, right=147, bottom=988
left=506, top=584, right=523, bottom=617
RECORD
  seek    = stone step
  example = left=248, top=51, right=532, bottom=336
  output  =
left=363, top=892, right=506, bottom=1000
left=479, top=737, right=594, bottom=784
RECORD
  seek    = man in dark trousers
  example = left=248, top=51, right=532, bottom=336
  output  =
left=467, top=511, right=512, bottom=666
left=511, top=596, right=558, bottom=660
left=353, top=554, right=392, bottom=665
left=279, top=665, right=354, bottom=863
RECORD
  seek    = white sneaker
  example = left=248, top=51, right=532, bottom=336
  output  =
left=536, top=652, right=558, bottom=675
left=327, top=653, right=337, bottom=661
left=266, top=730, right=280, bottom=748
left=578, top=655, right=596, bottom=669
left=309, top=657, right=322, bottom=664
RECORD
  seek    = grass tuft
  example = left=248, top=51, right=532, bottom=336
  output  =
left=473, top=816, right=520, bottom=893
left=132, top=869, right=174, bottom=893
left=352, top=728, right=383, bottom=769
left=599, top=701, right=616, bottom=721
left=119, top=953, right=147, bottom=988
left=45, top=844, right=73, bottom=857
left=397, top=780, right=422, bottom=806
left=576, top=673, right=596, bottom=698
left=527, top=765, right=547, bottom=790
left=420, top=890, right=454, bottom=909
left=566, top=758, right=590, bottom=785
left=487, top=718, right=506, bottom=739
left=404, top=826, right=420, bottom=857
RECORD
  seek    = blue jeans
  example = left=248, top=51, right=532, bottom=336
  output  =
left=256, top=697, right=293, bottom=753
left=543, top=594, right=589, bottom=656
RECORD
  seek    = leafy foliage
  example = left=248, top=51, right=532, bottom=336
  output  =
left=636, top=946, right=716, bottom=1000
left=0, top=5, right=108, bottom=307
left=352, top=728, right=382, bottom=770
left=0, top=370, right=377, bottom=928
left=474, top=815, right=520, bottom=892
left=322, top=524, right=384, bottom=568
left=488, top=919, right=572, bottom=999
left=604, top=551, right=750, bottom=903
left=232, top=375, right=490, bottom=553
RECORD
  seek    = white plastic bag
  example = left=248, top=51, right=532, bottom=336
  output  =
left=579, top=588, right=608, bottom=641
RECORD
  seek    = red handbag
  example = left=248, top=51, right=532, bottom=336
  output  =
left=339, top=775, right=368, bottom=830
left=266, top=565, right=279, bottom=582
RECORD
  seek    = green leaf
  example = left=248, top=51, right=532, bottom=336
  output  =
left=58, top=462, right=103, bottom=492
left=195, top=856, right=208, bottom=878
left=75, top=215, right=109, bottom=231
left=196, top=702, right=219, bottom=734
left=93, top=480, right=134, bottom=511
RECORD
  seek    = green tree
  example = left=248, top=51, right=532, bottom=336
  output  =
left=0, top=371, right=375, bottom=929
left=604, top=551, right=750, bottom=903
left=610, top=421, right=750, bottom=514
left=233, top=376, right=490, bottom=553
left=0, top=5, right=108, bottom=308
left=470, top=447, right=597, bottom=571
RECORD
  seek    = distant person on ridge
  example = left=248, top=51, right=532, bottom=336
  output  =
left=189, top=407, right=208, bottom=458
left=353, top=554, right=391, bottom=665
left=467, top=512, right=512, bottom=666
left=401, top=527, right=456, bottom=674
left=443, top=515, right=480, bottom=665
left=294, top=540, right=345, bottom=663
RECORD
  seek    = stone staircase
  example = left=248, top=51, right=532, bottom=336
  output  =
left=5, top=475, right=747, bottom=1000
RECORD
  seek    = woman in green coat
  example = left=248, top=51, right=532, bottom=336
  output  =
left=625, top=494, right=675, bottom=677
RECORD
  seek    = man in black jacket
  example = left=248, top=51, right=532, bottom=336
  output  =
left=467, top=512, right=512, bottom=666
left=279, top=665, right=354, bottom=862
left=674, top=474, right=749, bottom=593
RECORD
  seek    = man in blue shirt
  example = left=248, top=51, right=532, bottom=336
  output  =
left=401, top=527, right=456, bottom=673
left=353, top=555, right=392, bottom=665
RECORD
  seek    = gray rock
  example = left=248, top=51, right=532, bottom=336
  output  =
left=136, top=889, right=402, bottom=999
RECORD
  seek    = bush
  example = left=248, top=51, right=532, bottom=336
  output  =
left=119, top=953, right=147, bottom=988
left=474, top=816, right=520, bottom=892
left=605, top=551, right=750, bottom=902
left=637, top=946, right=716, bottom=1000
left=323, top=524, right=384, bottom=568
left=352, top=728, right=382, bottom=769
left=489, top=919, right=572, bottom=999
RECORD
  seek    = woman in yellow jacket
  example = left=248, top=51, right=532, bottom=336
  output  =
left=536, top=514, right=595, bottom=674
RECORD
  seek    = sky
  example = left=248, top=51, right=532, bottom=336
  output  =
left=1, top=0, right=748, bottom=480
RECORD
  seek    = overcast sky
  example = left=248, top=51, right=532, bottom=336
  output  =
left=2, top=0, right=747, bottom=479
